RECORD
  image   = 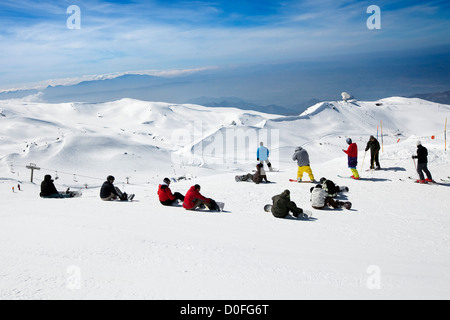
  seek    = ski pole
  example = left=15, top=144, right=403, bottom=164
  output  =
left=412, top=157, right=419, bottom=179
left=361, top=151, right=367, bottom=172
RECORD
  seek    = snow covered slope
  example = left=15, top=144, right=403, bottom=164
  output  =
left=0, top=97, right=449, bottom=300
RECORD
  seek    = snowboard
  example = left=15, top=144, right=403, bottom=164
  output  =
left=115, top=187, right=135, bottom=201
left=217, top=202, right=225, bottom=212
left=337, top=175, right=366, bottom=181
left=264, top=205, right=312, bottom=220
left=68, top=190, right=83, bottom=198
left=289, top=179, right=317, bottom=184
left=196, top=202, right=225, bottom=212
left=63, top=188, right=82, bottom=198
left=41, top=190, right=82, bottom=199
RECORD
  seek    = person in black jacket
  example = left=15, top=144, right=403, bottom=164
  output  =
left=40, top=175, right=72, bottom=198
left=271, top=190, right=305, bottom=219
left=365, top=135, right=381, bottom=170
left=412, top=141, right=433, bottom=183
left=100, top=175, right=120, bottom=201
left=319, top=177, right=349, bottom=197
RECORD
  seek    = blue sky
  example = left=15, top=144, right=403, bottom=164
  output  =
left=0, top=0, right=450, bottom=91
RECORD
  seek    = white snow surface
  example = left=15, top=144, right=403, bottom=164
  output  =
left=0, top=97, right=449, bottom=300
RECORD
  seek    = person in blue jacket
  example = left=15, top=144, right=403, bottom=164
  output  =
left=257, top=142, right=273, bottom=172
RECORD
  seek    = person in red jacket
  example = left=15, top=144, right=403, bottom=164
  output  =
left=158, top=178, right=185, bottom=206
left=183, top=184, right=220, bottom=211
left=342, top=138, right=360, bottom=179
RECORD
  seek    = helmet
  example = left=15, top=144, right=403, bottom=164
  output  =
left=346, top=138, right=352, bottom=145
left=107, top=175, right=115, bottom=182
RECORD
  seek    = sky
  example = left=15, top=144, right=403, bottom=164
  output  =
left=0, top=0, right=450, bottom=93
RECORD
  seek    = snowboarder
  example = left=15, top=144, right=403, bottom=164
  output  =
left=183, top=184, right=221, bottom=211
left=253, top=163, right=270, bottom=184
left=236, top=163, right=270, bottom=184
left=310, top=185, right=352, bottom=210
left=257, top=142, right=273, bottom=172
left=343, top=138, right=360, bottom=179
left=40, top=175, right=75, bottom=199
left=158, top=178, right=185, bottom=206
left=319, top=177, right=349, bottom=197
left=365, top=135, right=381, bottom=170
left=292, top=146, right=315, bottom=182
left=100, top=175, right=120, bottom=201
left=100, top=175, right=131, bottom=201
left=412, top=141, right=433, bottom=183
left=270, top=190, right=306, bottom=219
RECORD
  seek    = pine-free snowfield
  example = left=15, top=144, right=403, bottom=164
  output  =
left=0, top=98, right=449, bottom=300
left=1, top=155, right=449, bottom=300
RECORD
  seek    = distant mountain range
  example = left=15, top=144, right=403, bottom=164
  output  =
left=185, top=96, right=320, bottom=116
left=0, top=73, right=320, bottom=116
left=410, top=91, right=450, bottom=105
left=0, top=54, right=449, bottom=116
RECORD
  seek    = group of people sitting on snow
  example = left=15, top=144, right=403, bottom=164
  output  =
left=39, top=137, right=434, bottom=219
left=40, top=174, right=222, bottom=211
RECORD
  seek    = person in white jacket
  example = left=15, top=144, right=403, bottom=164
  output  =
left=310, top=185, right=352, bottom=210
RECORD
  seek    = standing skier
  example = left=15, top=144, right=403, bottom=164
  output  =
left=412, top=141, right=433, bottom=183
left=343, top=138, right=360, bottom=180
left=292, top=146, right=315, bottom=182
left=365, top=135, right=381, bottom=170
left=257, top=142, right=273, bottom=172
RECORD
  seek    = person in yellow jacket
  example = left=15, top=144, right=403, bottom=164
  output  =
left=293, top=146, right=315, bottom=182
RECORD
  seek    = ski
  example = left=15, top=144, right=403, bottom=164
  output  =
left=405, top=177, right=450, bottom=186
left=407, top=177, right=428, bottom=184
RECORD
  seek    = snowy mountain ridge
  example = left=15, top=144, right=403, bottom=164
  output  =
left=1, top=96, right=448, bottom=183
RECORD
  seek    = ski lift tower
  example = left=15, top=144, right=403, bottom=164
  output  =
left=26, top=163, right=41, bottom=183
